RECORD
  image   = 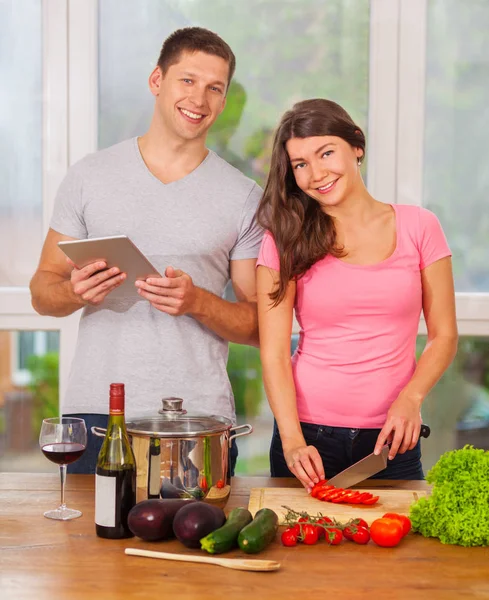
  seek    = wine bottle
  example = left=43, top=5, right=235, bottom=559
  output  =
left=95, top=383, right=136, bottom=539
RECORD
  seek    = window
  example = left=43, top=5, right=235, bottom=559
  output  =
left=98, top=0, right=370, bottom=474
left=424, top=0, right=489, bottom=292
left=1, top=0, right=488, bottom=475
left=419, top=336, right=489, bottom=471
left=15, top=331, right=60, bottom=384
left=0, top=330, right=59, bottom=473
left=0, top=0, right=43, bottom=287
left=98, top=0, right=370, bottom=187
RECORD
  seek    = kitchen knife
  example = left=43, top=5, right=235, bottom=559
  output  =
left=325, top=424, right=431, bottom=489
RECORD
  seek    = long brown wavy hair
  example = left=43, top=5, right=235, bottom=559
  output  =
left=256, top=98, right=366, bottom=306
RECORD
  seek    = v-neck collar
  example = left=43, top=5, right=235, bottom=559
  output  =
left=132, top=137, right=214, bottom=188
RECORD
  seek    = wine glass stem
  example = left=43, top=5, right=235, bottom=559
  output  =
left=59, top=464, right=67, bottom=510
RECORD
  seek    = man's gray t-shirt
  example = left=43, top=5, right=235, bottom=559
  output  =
left=51, top=138, right=263, bottom=421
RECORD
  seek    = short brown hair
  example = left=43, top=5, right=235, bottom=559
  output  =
left=157, top=27, right=236, bottom=89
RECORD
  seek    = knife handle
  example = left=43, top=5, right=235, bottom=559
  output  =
left=385, top=424, right=430, bottom=448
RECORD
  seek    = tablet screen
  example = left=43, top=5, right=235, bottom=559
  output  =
left=58, top=235, right=161, bottom=298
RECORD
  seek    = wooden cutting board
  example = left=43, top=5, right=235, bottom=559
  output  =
left=248, top=487, right=429, bottom=525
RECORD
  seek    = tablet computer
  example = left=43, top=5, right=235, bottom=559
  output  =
left=58, top=235, right=161, bottom=298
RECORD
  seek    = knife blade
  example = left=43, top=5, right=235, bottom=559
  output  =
left=326, top=445, right=390, bottom=489
left=325, top=424, right=431, bottom=489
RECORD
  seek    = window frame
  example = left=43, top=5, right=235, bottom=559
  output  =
left=0, top=0, right=77, bottom=402
left=0, top=0, right=487, bottom=414
left=389, top=0, right=489, bottom=336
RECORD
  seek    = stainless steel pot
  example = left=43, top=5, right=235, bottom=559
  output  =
left=93, top=397, right=252, bottom=508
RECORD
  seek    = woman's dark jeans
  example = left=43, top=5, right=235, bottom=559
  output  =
left=270, top=421, right=424, bottom=480
left=64, top=413, right=239, bottom=477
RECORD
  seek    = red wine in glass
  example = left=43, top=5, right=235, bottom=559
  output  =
left=42, top=443, right=86, bottom=465
left=39, top=417, right=87, bottom=520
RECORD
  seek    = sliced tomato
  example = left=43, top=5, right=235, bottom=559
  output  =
left=310, top=480, right=328, bottom=492
left=330, top=496, right=347, bottom=504
left=331, top=490, right=354, bottom=503
left=311, top=483, right=334, bottom=498
left=361, top=495, right=380, bottom=505
left=313, top=483, right=380, bottom=506
left=317, top=488, right=336, bottom=500
left=338, top=490, right=362, bottom=503
left=353, top=492, right=373, bottom=503
left=343, top=491, right=363, bottom=504
left=310, top=483, right=324, bottom=498
left=318, top=488, right=343, bottom=501
left=323, top=489, right=346, bottom=502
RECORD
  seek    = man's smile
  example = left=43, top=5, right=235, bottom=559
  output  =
left=178, top=107, right=205, bottom=122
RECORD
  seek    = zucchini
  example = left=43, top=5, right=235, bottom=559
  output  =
left=200, top=507, right=253, bottom=554
left=237, top=508, right=279, bottom=554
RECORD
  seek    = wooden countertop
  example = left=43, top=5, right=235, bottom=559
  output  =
left=1, top=473, right=488, bottom=600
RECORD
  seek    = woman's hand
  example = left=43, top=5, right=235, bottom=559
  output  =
left=283, top=444, right=325, bottom=492
left=374, top=391, right=423, bottom=460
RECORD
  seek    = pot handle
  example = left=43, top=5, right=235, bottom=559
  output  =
left=229, top=423, right=253, bottom=445
left=91, top=426, right=107, bottom=438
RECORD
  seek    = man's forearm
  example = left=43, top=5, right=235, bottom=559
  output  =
left=30, top=270, right=85, bottom=317
left=190, top=288, right=259, bottom=347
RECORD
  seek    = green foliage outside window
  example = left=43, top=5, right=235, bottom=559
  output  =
left=26, top=352, right=59, bottom=435
left=227, top=343, right=263, bottom=418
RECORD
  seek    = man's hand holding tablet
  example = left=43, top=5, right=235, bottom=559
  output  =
left=58, top=235, right=161, bottom=300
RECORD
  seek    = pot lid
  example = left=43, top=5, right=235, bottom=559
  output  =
left=126, top=397, right=233, bottom=438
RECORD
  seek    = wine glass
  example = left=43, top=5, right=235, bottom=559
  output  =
left=39, top=417, right=87, bottom=520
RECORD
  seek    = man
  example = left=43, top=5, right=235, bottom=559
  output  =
left=30, top=27, right=263, bottom=473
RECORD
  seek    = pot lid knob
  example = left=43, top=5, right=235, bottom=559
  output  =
left=159, top=397, right=187, bottom=415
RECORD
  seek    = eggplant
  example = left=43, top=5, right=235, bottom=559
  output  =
left=160, top=477, right=188, bottom=499
left=173, top=502, right=226, bottom=548
left=127, top=498, right=195, bottom=542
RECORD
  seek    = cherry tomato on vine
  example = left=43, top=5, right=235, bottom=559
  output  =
left=281, top=528, right=298, bottom=547
left=301, top=524, right=319, bottom=545
left=325, top=527, right=343, bottom=545
left=351, top=526, right=370, bottom=545
left=351, top=518, right=369, bottom=529
left=315, top=516, right=333, bottom=539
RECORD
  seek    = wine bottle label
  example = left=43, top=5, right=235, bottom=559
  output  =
left=95, top=474, right=116, bottom=527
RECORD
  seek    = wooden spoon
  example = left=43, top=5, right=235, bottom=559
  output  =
left=125, top=548, right=281, bottom=572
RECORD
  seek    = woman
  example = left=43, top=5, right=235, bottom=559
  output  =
left=256, top=99, right=457, bottom=490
